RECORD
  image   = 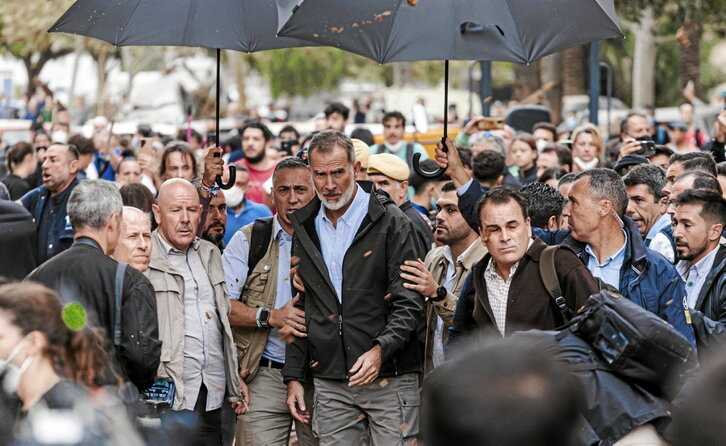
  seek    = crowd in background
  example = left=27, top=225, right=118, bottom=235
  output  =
left=1, top=90, right=726, bottom=446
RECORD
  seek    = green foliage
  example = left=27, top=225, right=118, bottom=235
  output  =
left=251, top=47, right=353, bottom=99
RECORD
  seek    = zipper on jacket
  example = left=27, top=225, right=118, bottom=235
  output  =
left=338, top=312, right=350, bottom=379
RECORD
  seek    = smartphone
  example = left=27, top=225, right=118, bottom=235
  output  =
left=476, top=117, right=505, bottom=131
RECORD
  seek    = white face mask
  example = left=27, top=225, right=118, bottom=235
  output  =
left=0, top=338, right=33, bottom=395
left=225, top=185, right=246, bottom=209
left=51, top=130, right=68, bottom=144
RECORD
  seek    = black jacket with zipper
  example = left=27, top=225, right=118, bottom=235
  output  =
left=283, top=182, right=425, bottom=382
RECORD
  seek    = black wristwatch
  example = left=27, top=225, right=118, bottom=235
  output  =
left=429, top=286, right=447, bottom=302
left=256, top=307, right=271, bottom=328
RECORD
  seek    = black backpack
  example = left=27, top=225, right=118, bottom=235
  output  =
left=565, top=291, right=698, bottom=400
left=247, top=216, right=275, bottom=273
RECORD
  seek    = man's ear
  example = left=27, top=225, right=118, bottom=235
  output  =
left=657, top=196, right=668, bottom=214
left=353, top=160, right=361, bottom=177
left=546, top=215, right=559, bottom=231
left=708, top=223, right=723, bottom=242
left=152, top=203, right=162, bottom=226
left=69, top=159, right=79, bottom=175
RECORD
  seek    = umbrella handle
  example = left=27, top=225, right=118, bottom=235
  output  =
left=412, top=136, right=449, bottom=179
left=213, top=150, right=236, bottom=189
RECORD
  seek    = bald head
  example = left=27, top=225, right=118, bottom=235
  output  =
left=157, top=178, right=199, bottom=206
left=153, top=179, right=200, bottom=252
left=111, top=206, right=152, bottom=272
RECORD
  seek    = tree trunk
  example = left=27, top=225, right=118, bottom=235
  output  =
left=393, top=62, right=413, bottom=87
left=541, top=52, right=563, bottom=124
left=562, top=45, right=587, bottom=95
left=513, top=60, right=541, bottom=101
left=677, top=12, right=702, bottom=96
left=95, top=50, right=108, bottom=116
left=630, top=7, right=657, bottom=108
left=228, top=51, right=247, bottom=114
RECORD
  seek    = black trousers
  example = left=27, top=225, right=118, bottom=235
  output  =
left=193, top=383, right=223, bottom=446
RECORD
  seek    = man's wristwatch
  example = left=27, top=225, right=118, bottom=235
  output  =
left=429, top=286, right=447, bottom=302
left=256, top=307, right=271, bottom=328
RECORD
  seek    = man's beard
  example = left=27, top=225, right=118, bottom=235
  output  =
left=317, top=181, right=355, bottom=211
left=436, top=224, right=469, bottom=246
left=245, top=147, right=266, bottom=164
left=203, top=223, right=225, bottom=247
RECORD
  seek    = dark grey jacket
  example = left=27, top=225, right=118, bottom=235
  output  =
left=689, top=244, right=726, bottom=354
left=283, top=182, right=425, bottom=382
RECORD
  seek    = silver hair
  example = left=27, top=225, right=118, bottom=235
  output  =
left=470, top=133, right=506, bottom=156
left=575, top=168, right=628, bottom=217
left=307, top=130, right=355, bottom=165
left=67, top=179, right=123, bottom=230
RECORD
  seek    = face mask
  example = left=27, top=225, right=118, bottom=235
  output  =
left=226, top=186, right=245, bottom=209
left=536, top=139, right=548, bottom=153
left=51, top=130, right=68, bottom=144
left=0, top=338, right=33, bottom=395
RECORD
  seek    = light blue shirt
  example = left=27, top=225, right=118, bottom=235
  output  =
left=676, top=245, right=720, bottom=309
left=585, top=229, right=627, bottom=290
left=221, top=216, right=292, bottom=363
left=314, top=184, right=370, bottom=303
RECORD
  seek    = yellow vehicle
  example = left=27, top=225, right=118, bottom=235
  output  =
left=371, top=124, right=462, bottom=158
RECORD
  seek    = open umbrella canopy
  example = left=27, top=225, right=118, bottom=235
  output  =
left=276, top=0, right=622, bottom=64
left=49, top=0, right=312, bottom=52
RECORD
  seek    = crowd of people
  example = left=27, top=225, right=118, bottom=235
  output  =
left=1, top=96, right=726, bottom=446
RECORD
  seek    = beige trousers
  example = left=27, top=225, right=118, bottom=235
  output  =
left=235, top=365, right=317, bottom=446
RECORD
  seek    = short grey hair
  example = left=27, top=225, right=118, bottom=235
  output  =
left=307, top=130, right=355, bottom=165
left=575, top=168, right=628, bottom=217
left=67, top=179, right=123, bottom=230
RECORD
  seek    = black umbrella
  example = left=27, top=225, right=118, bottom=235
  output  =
left=276, top=0, right=622, bottom=177
left=49, top=0, right=315, bottom=188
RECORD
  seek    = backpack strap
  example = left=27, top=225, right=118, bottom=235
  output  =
left=113, top=262, right=127, bottom=347
left=539, top=245, right=573, bottom=322
left=247, top=216, right=275, bottom=274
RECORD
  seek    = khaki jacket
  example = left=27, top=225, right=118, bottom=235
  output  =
left=146, top=231, right=241, bottom=409
left=423, top=239, right=486, bottom=374
left=233, top=222, right=281, bottom=381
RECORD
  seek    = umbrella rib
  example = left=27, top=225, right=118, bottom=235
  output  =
left=378, top=0, right=407, bottom=64
left=117, top=0, right=146, bottom=45
left=502, top=0, right=530, bottom=63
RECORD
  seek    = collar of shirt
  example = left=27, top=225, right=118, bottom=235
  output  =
left=645, top=213, right=671, bottom=242
left=484, top=238, right=534, bottom=281
left=316, top=183, right=368, bottom=229
left=158, top=234, right=201, bottom=255
left=585, top=229, right=627, bottom=268
left=273, top=215, right=292, bottom=242
left=677, top=244, right=720, bottom=282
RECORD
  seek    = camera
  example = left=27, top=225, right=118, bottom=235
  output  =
left=279, top=139, right=298, bottom=156
left=635, top=137, right=656, bottom=157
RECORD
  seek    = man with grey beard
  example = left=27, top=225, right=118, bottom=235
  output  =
left=283, top=130, right=425, bottom=445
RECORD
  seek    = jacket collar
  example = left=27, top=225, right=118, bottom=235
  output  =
left=290, top=180, right=392, bottom=302
left=694, top=243, right=726, bottom=310
left=572, top=216, right=648, bottom=276
left=623, top=215, right=648, bottom=273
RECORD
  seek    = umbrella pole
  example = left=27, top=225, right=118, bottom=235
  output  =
left=443, top=59, right=449, bottom=140
left=212, top=48, right=236, bottom=189
left=411, top=59, right=449, bottom=179
left=216, top=48, right=221, bottom=145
